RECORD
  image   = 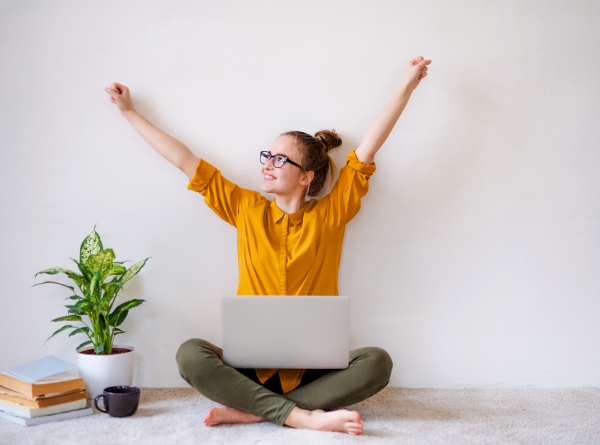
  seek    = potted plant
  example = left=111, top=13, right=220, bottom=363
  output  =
left=33, top=225, right=151, bottom=399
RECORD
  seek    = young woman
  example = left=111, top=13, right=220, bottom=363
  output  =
left=105, top=56, right=431, bottom=435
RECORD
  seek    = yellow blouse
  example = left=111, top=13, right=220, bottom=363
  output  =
left=187, top=149, right=376, bottom=393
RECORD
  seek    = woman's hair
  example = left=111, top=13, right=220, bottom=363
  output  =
left=279, top=129, right=342, bottom=200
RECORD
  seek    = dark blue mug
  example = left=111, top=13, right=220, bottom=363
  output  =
left=94, top=385, right=140, bottom=417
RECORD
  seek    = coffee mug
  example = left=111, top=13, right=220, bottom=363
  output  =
left=94, top=385, right=140, bottom=417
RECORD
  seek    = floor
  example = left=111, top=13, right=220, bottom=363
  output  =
left=3, top=387, right=600, bottom=444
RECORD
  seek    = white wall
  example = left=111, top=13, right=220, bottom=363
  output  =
left=1, top=0, right=598, bottom=388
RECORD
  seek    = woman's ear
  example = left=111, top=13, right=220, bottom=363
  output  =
left=306, top=171, right=315, bottom=185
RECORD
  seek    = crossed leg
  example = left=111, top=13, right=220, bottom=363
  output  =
left=176, top=338, right=392, bottom=435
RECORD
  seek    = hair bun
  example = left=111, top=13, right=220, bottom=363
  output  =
left=314, top=130, right=341, bottom=153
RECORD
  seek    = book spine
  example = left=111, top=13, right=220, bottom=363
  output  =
left=0, top=399, right=88, bottom=418
left=0, top=406, right=93, bottom=426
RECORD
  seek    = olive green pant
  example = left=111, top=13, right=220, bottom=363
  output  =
left=176, top=338, right=393, bottom=427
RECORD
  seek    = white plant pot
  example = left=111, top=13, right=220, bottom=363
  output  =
left=76, top=344, right=135, bottom=400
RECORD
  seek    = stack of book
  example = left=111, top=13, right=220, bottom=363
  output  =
left=0, top=355, right=93, bottom=426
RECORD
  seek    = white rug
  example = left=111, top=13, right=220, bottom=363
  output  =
left=3, top=387, right=599, bottom=444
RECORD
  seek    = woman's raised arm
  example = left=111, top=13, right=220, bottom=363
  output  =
left=104, top=82, right=194, bottom=174
left=354, top=56, right=431, bottom=165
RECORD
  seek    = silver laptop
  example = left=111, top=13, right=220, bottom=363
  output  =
left=222, top=295, right=350, bottom=369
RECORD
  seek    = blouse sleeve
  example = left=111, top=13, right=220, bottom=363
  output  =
left=187, top=158, right=265, bottom=228
left=323, top=150, right=376, bottom=227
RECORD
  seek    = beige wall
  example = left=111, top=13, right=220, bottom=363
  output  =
left=1, top=0, right=598, bottom=388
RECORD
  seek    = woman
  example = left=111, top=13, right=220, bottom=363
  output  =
left=105, top=56, right=431, bottom=435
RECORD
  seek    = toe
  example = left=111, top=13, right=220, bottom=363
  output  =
left=204, top=408, right=216, bottom=424
left=348, top=421, right=362, bottom=432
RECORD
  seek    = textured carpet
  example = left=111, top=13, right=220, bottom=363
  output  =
left=3, top=387, right=599, bottom=444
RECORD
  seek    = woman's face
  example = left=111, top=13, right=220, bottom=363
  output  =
left=260, top=136, right=304, bottom=196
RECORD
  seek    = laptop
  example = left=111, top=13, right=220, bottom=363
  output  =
left=222, top=295, right=350, bottom=369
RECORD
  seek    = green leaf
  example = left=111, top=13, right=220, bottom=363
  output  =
left=86, top=267, right=102, bottom=302
left=99, top=279, right=119, bottom=306
left=69, top=326, right=90, bottom=337
left=64, top=295, right=83, bottom=301
left=119, top=257, right=151, bottom=286
left=109, top=299, right=145, bottom=327
left=31, top=281, right=76, bottom=294
left=99, top=292, right=112, bottom=312
left=44, top=325, right=76, bottom=344
left=75, top=299, right=94, bottom=311
left=34, top=268, right=86, bottom=289
left=102, top=278, right=124, bottom=297
left=68, top=299, right=93, bottom=315
left=110, top=309, right=128, bottom=327
left=112, top=327, right=125, bottom=338
left=86, top=249, right=115, bottom=278
left=80, top=225, right=103, bottom=265
left=94, top=343, right=105, bottom=354
left=70, top=257, right=92, bottom=282
left=113, top=299, right=146, bottom=312
left=34, top=267, right=87, bottom=290
left=51, top=315, right=82, bottom=322
left=102, top=264, right=126, bottom=282
left=76, top=340, right=93, bottom=351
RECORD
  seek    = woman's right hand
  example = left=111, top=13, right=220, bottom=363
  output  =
left=104, top=82, right=135, bottom=116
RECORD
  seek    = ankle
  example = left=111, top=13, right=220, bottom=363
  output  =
left=284, top=406, right=314, bottom=429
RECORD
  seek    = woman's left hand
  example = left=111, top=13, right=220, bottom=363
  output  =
left=401, top=56, right=431, bottom=92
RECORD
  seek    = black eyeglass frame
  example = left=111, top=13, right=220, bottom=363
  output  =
left=260, top=151, right=303, bottom=169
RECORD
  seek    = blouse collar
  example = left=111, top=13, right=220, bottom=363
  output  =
left=269, top=198, right=306, bottom=226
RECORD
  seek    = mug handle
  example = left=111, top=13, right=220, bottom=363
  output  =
left=94, top=394, right=108, bottom=413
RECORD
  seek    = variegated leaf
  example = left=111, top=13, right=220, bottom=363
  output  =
left=80, top=225, right=103, bottom=265
left=35, top=267, right=86, bottom=290
left=86, top=268, right=102, bottom=302
left=86, top=249, right=115, bottom=276
left=70, top=257, right=91, bottom=282
left=119, top=257, right=151, bottom=286
left=32, top=281, right=76, bottom=294
left=102, top=265, right=126, bottom=282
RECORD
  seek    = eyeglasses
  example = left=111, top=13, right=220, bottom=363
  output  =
left=260, top=151, right=302, bottom=169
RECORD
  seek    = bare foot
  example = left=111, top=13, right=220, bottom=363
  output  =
left=311, top=409, right=363, bottom=435
left=204, top=404, right=265, bottom=426
left=285, top=407, right=363, bottom=435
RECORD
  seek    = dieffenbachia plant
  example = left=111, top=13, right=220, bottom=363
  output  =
left=33, top=225, right=151, bottom=354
